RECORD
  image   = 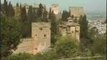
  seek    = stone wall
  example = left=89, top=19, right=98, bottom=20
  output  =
left=69, top=7, right=84, bottom=18
left=13, top=22, right=51, bottom=55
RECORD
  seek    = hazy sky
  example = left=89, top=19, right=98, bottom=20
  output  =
left=1, top=0, right=106, bottom=12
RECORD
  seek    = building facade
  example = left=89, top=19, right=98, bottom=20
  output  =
left=59, top=17, right=80, bottom=43
left=51, top=4, right=61, bottom=20
left=14, top=22, right=51, bottom=55
left=69, top=7, right=84, bottom=23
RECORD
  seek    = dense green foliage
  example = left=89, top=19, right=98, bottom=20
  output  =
left=50, top=11, right=59, bottom=45
left=79, top=15, right=88, bottom=38
left=61, top=10, right=69, bottom=21
left=55, top=36, right=78, bottom=58
left=1, top=17, right=22, bottom=59
left=7, top=35, right=106, bottom=60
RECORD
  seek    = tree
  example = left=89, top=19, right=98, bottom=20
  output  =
left=3, top=0, right=8, bottom=16
left=48, top=8, right=52, bottom=19
left=79, top=15, right=88, bottom=38
left=16, top=3, right=19, bottom=7
left=20, top=6, right=27, bottom=22
left=20, top=6, right=28, bottom=37
left=51, top=11, right=59, bottom=45
left=55, top=36, right=78, bottom=58
left=8, top=2, right=15, bottom=17
left=37, top=3, right=43, bottom=18
left=27, top=6, right=33, bottom=37
left=61, top=10, right=69, bottom=21
left=1, top=17, right=22, bottom=60
left=42, top=6, right=48, bottom=22
left=90, top=34, right=106, bottom=55
left=0, top=0, right=1, bottom=17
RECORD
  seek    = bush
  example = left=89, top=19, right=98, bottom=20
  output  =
left=54, top=36, right=78, bottom=58
left=7, top=53, right=33, bottom=60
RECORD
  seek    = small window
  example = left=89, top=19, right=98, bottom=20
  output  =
left=35, top=48, right=37, bottom=50
left=35, top=34, right=37, bottom=36
left=40, top=27, right=43, bottom=30
left=44, top=34, right=46, bottom=37
left=76, top=30, right=79, bottom=32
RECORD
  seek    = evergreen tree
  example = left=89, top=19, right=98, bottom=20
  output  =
left=20, top=6, right=27, bottom=22
left=28, top=6, right=33, bottom=22
left=61, top=10, right=69, bottom=21
left=16, top=3, right=19, bottom=7
left=27, top=6, right=33, bottom=37
left=1, top=17, right=21, bottom=60
left=8, top=2, right=15, bottom=17
left=3, top=0, right=8, bottom=16
left=49, top=8, right=52, bottom=19
left=20, top=6, right=28, bottom=37
left=42, top=6, right=48, bottom=22
left=51, top=11, right=59, bottom=45
left=0, top=0, right=1, bottom=16
left=37, top=3, right=43, bottom=18
left=79, top=15, right=88, bottom=38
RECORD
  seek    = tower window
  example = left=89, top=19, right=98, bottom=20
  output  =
left=40, top=27, right=43, bottom=30
left=35, top=34, right=37, bottom=36
left=76, top=30, right=79, bottom=32
left=44, top=34, right=46, bottom=37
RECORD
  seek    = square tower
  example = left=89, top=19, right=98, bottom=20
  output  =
left=32, top=22, right=51, bottom=54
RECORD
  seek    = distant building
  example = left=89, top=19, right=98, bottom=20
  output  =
left=88, top=20, right=106, bottom=34
left=59, top=17, right=80, bottom=43
left=51, top=4, right=61, bottom=20
left=14, top=22, right=51, bottom=55
left=69, top=7, right=85, bottom=23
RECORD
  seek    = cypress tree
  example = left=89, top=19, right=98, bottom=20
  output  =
left=3, top=0, right=8, bottom=16
left=79, top=15, right=88, bottom=38
left=61, top=10, right=69, bottom=21
left=51, top=11, right=59, bottom=45
left=37, top=3, right=43, bottom=18
left=20, top=6, right=28, bottom=37
left=42, top=6, right=48, bottom=22
left=8, top=2, right=15, bottom=17
left=49, top=8, right=52, bottom=19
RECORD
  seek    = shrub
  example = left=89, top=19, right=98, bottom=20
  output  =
left=7, top=53, right=32, bottom=60
left=54, top=36, right=78, bottom=58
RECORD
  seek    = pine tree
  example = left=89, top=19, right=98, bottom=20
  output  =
left=3, top=0, right=8, bottom=16
left=20, top=6, right=27, bottom=22
left=8, top=2, right=15, bottom=17
left=0, top=0, right=1, bottom=16
left=51, top=11, right=59, bottom=45
left=27, top=6, right=33, bottom=37
left=28, top=6, right=33, bottom=22
left=79, top=15, right=88, bottom=38
left=20, top=6, right=28, bottom=37
left=37, top=3, right=43, bottom=18
left=42, top=6, right=48, bottom=22
left=16, top=3, right=19, bottom=7
left=1, top=17, right=21, bottom=59
left=49, top=8, right=52, bottom=19
left=61, top=10, right=69, bottom=21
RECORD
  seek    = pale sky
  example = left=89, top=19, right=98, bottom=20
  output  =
left=1, top=0, right=106, bottom=12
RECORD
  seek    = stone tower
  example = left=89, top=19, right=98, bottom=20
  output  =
left=69, top=7, right=84, bottom=22
left=32, top=22, right=51, bottom=54
left=51, top=4, right=61, bottom=20
left=13, top=22, right=51, bottom=54
left=59, top=17, right=80, bottom=43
